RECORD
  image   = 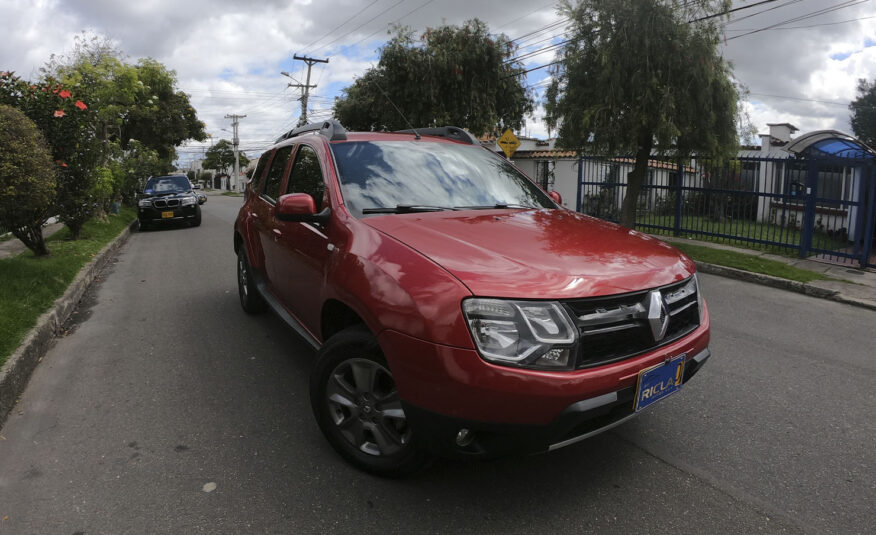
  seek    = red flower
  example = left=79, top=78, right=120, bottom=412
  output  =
left=59, top=89, right=71, bottom=98
left=55, top=160, right=68, bottom=167
left=53, top=110, right=66, bottom=118
left=75, top=100, right=87, bottom=110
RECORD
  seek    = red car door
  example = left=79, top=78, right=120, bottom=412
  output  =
left=252, top=145, right=294, bottom=296
left=272, top=143, right=332, bottom=336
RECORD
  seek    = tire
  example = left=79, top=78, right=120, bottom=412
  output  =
left=191, top=212, right=201, bottom=227
left=310, top=326, right=433, bottom=477
left=237, top=247, right=267, bottom=314
left=138, top=220, right=148, bottom=231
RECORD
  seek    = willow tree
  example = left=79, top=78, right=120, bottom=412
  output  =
left=545, top=0, right=739, bottom=228
left=334, top=19, right=532, bottom=137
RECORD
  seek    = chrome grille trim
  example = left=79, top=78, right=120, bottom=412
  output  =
left=563, top=276, right=701, bottom=369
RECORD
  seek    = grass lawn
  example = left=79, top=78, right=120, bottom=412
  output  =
left=0, top=207, right=135, bottom=367
left=636, top=215, right=847, bottom=258
left=669, top=242, right=832, bottom=284
left=221, top=191, right=243, bottom=197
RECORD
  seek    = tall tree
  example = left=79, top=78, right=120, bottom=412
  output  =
left=203, top=139, right=248, bottom=173
left=45, top=37, right=206, bottom=162
left=0, top=105, right=57, bottom=256
left=334, top=20, right=533, bottom=136
left=545, top=0, right=739, bottom=228
left=850, top=79, right=876, bottom=149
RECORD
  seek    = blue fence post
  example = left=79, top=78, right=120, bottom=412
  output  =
left=799, top=158, right=819, bottom=258
left=674, top=160, right=684, bottom=236
left=861, top=163, right=876, bottom=268
left=576, top=154, right=584, bottom=213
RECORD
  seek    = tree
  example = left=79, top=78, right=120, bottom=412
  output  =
left=545, top=0, right=739, bottom=228
left=45, top=37, right=206, bottom=165
left=334, top=20, right=533, bottom=136
left=203, top=139, right=248, bottom=173
left=0, top=71, right=102, bottom=239
left=0, top=105, right=57, bottom=256
left=850, top=79, right=876, bottom=149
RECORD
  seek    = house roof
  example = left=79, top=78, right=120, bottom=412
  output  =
left=784, top=130, right=875, bottom=159
left=512, top=149, right=577, bottom=159
left=610, top=157, right=696, bottom=174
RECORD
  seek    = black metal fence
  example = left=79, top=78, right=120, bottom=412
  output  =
left=575, top=155, right=876, bottom=268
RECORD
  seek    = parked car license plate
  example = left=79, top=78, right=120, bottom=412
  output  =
left=161, top=211, right=174, bottom=219
left=634, top=354, right=685, bottom=412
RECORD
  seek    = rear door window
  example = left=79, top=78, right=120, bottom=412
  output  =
left=261, top=145, right=294, bottom=203
left=250, top=151, right=272, bottom=192
left=285, top=145, right=325, bottom=211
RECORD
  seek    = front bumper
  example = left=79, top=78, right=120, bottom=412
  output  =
left=402, top=348, right=710, bottom=458
left=377, top=306, right=710, bottom=458
left=138, top=204, right=199, bottom=223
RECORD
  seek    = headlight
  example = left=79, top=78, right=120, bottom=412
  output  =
left=138, top=198, right=152, bottom=207
left=181, top=196, right=197, bottom=206
left=462, top=298, right=578, bottom=370
left=694, top=273, right=705, bottom=321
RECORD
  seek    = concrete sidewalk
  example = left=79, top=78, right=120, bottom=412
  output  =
left=0, top=223, right=65, bottom=259
left=658, top=235, right=876, bottom=311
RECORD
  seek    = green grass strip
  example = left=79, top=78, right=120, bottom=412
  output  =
left=0, top=208, right=135, bottom=367
left=670, top=242, right=831, bottom=284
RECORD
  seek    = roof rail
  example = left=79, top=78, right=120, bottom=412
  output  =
left=395, top=126, right=479, bottom=146
left=275, top=119, right=347, bottom=144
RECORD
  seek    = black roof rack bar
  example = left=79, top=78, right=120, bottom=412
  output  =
left=275, top=119, right=347, bottom=143
left=395, top=126, right=479, bottom=146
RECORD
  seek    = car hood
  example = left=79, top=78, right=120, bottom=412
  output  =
left=142, top=191, right=193, bottom=198
left=363, top=209, right=695, bottom=299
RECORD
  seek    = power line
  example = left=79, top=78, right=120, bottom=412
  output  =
left=722, top=0, right=802, bottom=26
left=311, top=0, right=406, bottom=55
left=333, top=0, right=435, bottom=57
left=300, top=0, right=380, bottom=53
left=726, top=0, right=867, bottom=40
left=689, top=0, right=782, bottom=22
left=724, top=14, right=876, bottom=30
left=495, top=1, right=558, bottom=30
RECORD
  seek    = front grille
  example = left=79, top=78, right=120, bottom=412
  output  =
left=564, top=277, right=700, bottom=369
left=153, top=198, right=180, bottom=208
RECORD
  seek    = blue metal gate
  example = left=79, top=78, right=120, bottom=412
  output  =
left=575, top=155, right=876, bottom=269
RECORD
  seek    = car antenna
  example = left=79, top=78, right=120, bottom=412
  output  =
left=370, top=76, right=420, bottom=140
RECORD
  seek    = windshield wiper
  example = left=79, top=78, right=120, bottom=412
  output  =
left=454, top=203, right=533, bottom=210
left=361, top=205, right=457, bottom=214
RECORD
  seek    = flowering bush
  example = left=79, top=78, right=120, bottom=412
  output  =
left=0, top=71, right=101, bottom=239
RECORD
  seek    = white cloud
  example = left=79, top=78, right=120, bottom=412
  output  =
left=2, top=0, right=875, bottom=167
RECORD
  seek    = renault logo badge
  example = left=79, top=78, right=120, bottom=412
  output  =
left=647, top=291, right=670, bottom=341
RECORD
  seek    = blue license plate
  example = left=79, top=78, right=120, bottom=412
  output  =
left=634, top=354, right=686, bottom=412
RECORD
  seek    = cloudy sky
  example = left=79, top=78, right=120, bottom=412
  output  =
left=2, top=0, right=874, bottom=167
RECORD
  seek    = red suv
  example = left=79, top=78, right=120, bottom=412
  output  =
left=234, top=120, right=710, bottom=476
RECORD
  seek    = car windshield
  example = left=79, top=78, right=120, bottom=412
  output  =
left=144, top=176, right=191, bottom=194
left=331, top=141, right=555, bottom=217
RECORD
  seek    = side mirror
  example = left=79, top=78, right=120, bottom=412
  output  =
left=276, top=193, right=331, bottom=224
left=548, top=190, right=563, bottom=205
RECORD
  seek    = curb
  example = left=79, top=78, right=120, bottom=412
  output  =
left=694, top=261, right=876, bottom=312
left=0, top=220, right=137, bottom=426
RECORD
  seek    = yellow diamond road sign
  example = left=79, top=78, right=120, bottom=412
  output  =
left=498, top=129, right=520, bottom=159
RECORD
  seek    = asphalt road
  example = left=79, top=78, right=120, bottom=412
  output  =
left=0, top=195, right=873, bottom=534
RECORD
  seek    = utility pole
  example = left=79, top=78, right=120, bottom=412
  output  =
left=224, top=114, right=246, bottom=190
left=281, top=54, right=328, bottom=127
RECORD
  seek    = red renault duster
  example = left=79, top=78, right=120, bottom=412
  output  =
left=233, top=120, right=710, bottom=476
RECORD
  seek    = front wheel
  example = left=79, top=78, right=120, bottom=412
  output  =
left=310, top=326, right=433, bottom=477
left=237, top=247, right=267, bottom=314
